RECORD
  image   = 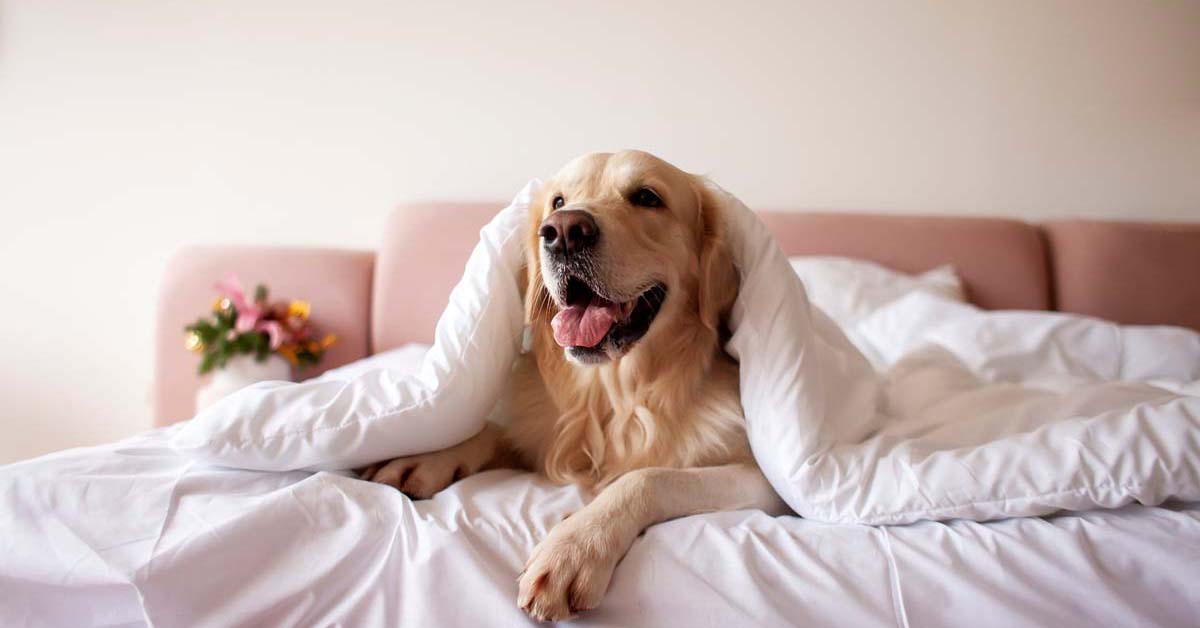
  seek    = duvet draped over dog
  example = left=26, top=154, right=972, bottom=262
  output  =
left=168, top=181, right=1200, bottom=525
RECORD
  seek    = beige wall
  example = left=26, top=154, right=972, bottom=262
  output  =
left=1, top=0, right=1198, bottom=463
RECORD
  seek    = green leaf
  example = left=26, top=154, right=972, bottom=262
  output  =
left=193, top=321, right=220, bottom=344
left=198, top=351, right=217, bottom=374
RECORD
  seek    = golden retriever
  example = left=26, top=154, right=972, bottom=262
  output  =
left=362, top=150, right=786, bottom=621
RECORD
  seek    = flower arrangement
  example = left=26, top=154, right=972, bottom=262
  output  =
left=185, top=274, right=337, bottom=374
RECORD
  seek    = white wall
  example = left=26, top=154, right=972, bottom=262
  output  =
left=1, top=0, right=1198, bottom=463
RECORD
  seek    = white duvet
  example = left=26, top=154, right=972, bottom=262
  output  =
left=4, top=313, right=1200, bottom=626
left=774, top=291, right=1200, bottom=524
left=3, top=424, right=1200, bottom=627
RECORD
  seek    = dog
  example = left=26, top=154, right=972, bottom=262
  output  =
left=362, top=150, right=787, bottom=621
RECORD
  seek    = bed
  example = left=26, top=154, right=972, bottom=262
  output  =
left=3, top=204, right=1199, bottom=626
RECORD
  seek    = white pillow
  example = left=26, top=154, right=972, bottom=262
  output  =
left=788, top=256, right=963, bottom=327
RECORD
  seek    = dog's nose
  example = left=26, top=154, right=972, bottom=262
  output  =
left=539, top=210, right=598, bottom=255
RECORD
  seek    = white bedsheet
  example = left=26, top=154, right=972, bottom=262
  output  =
left=2, top=426, right=1199, bottom=627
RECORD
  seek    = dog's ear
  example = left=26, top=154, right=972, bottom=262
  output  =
left=524, top=192, right=554, bottom=325
left=694, top=180, right=739, bottom=333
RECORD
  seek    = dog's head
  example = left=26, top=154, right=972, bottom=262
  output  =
left=526, top=150, right=738, bottom=365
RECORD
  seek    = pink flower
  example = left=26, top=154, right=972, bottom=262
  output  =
left=214, top=273, right=248, bottom=309
left=256, top=320, right=286, bottom=349
left=235, top=311, right=260, bottom=333
left=213, top=273, right=294, bottom=350
left=214, top=273, right=262, bottom=332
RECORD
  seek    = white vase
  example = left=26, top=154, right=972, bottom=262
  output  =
left=195, top=354, right=293, bottom=413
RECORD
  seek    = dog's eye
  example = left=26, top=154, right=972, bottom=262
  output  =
left=630, top=188, right=662, bottom=208
left=552, top=195, right=565, bottom=210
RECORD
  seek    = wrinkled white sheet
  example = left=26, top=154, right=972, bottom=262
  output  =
left=2, top=427, right=1199, bottom=627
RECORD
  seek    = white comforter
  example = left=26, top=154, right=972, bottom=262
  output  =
left=5, top=300, right=1200, bottom=626
left=3, top=424, right=1199, bottom=627
left=777, top=291, right=1200, bottom=524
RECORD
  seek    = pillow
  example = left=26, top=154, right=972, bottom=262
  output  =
left=787, top=256, right=964, bottom=327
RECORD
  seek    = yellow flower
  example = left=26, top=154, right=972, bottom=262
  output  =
left=320, top=334, right=338, bottom=349
left=212, top=297, right=231, bottom=312
left=276, top=343, right=300, bottom=366
left=287, top=300, right=311, bottom=321
left=185, top=332, right=205, bottom=352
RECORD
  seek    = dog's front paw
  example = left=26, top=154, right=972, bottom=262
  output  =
left=360, top=451, right=469, bottom=499
left=517, top=512, right=632, bottom=622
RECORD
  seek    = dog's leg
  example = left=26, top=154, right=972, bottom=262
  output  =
left=361, top=421, right=511, bottom=498
left=517, top=463, right=788, bottom=621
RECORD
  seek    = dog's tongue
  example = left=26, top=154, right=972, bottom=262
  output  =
left=552, top=297, right=618, bottom=348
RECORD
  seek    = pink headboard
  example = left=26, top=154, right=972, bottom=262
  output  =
left=1045, top=220, right=1200, bottom=330
left=372, top=203, right=502, bottom=352
left=370, top=205, right=1055, bottom=351
left=758, top=212, right=1050, bottom=311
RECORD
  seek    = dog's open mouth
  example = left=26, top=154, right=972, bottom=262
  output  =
left=550, top=275, right=667, bottom=361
